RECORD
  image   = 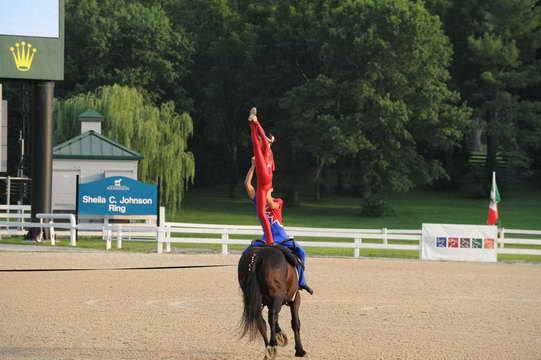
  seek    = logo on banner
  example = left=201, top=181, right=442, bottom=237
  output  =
left=10, top=41, right=37, bottom=72
left=106, top=178, right=130, bottom=191
left=434, top=236, right=494, bottom=249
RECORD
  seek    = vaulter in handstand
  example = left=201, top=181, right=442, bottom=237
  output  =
left=246, top=108, right=313, bottom=294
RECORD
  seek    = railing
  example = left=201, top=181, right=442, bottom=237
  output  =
left=0, top=216, right=540, bottom=259
left=0, top=205, right=31, bottom=234
left=165, top=222, right=421, bottom=257
left=497, top=228, right=541, bottom=256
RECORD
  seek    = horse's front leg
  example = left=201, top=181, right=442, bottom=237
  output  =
left=290, top=292, right=306, bottom=357
left=275, top=320, right=288, bottom=346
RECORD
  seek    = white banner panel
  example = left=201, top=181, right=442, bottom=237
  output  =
left=421, top=223, right=498, bottom=263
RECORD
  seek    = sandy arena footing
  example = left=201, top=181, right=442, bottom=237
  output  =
left=1, top=250, right=540, bottom=359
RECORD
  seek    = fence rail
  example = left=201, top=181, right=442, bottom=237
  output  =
left=165, top=221, right=422, bottom=257
left=0, top=211, right=540, bottom=259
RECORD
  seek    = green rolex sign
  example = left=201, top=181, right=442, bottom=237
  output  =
left=0, top=0, right=64, bottom=80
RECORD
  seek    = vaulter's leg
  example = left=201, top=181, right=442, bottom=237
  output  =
left=291, top=243, right=313, bottom=295
left=250, top=119, right=274, bottom=244
left=255, top=186, right=273, bottom=244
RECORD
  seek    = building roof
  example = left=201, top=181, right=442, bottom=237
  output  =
left=79, top=109, right=104, bottom=122
left=53, top=130, right=144, bottom=160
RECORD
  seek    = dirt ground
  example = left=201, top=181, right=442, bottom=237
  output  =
left=0, top=250, right=540, bottom=360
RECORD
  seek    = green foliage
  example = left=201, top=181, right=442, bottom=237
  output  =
left=167, top=0, right=259, bottom=191
left=359, top=196, right=397, bottom=217
left=44, top=0, right=541, bottom=213
left=443, top=0, right=541, bottom=180
left=61, top=0, right=193, bottom=107
left=54, top=85, right=195, bottom=209
left=277, top=0, right=471, bottom=206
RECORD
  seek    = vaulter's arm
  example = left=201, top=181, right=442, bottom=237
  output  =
left=266, top=188, right=280, bottom=210
left=244, top=157, right=256, bottom=200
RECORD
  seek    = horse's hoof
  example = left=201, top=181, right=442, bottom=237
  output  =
left=276, top=331, right=288, bottom=346
left=264, top=345, right=277, bottom=360
left=295, top=349, right=307, bottom=357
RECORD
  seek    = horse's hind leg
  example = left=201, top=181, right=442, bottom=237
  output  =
left=256, top=310, right=269, bottom=348
left=290, top=293, right=306, bottom=357
left=265, top=300, right=282, bottom=360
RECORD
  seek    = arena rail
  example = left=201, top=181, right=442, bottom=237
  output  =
left=0, top=204, right=31, bottom=235
left=36, top=213, right=77, bottom=246
left=496, top=228, right=541, bottom=256
left=164, top=222, right=422, bottom=257
left=0, top=217, right=540, bottom=258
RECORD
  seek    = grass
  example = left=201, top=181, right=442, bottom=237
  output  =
left=170, top=183, right=541, bottom=230
left=2, top=184, right=541, bottom=262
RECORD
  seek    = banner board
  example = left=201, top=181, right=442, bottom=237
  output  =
left=78, top=177, right=157, bottom=216
left=421, top=223, right=498, bottom=263
left=0, top=0, right=65, bottom=80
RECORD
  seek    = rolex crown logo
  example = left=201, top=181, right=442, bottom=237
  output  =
left=10, top=41, right=37, bottom=72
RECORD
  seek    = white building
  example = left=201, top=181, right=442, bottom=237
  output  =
left=52, top=109, right=143, bottom=210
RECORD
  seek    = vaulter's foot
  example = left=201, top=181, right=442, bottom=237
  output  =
left=248, top=107, right=258, bottom=121
left=299, top=284, right=314, bottom=295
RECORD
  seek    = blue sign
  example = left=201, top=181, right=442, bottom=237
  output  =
left=78, top=176, right=158, bottom=215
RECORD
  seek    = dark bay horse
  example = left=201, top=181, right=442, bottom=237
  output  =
left=238, top=244, right=307, bottom=359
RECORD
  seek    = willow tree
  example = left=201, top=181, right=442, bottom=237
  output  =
left=54, top=85, right=195, bottom=209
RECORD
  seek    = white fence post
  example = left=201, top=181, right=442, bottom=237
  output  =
left=499, top=227, right=505, bottom=249
left=165, top=225, right=171, bottom=253
left=49, top=220, right=55, bottom=245
left=383, top=228, right=388, bottom=246
left=69, top=214, right=76, bottom=246
left=17, top=201, right=24, bottom=231
left=102, top=217, right=109, bottom=240
left=106, top=225, right=112, bottom=250
left=354, top=236, right=361, bottom=258
left=38, top=219, right=43, bottom=242
left=159, top=206, right=165, bottom=226
left=156, top=228, right=163, bottom=254
left=116, top=227, right=123, bottom=249
left=221, top=231, right=229, bottom=255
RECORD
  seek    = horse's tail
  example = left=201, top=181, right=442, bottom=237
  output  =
left=240, top=252, right=263, bottom=340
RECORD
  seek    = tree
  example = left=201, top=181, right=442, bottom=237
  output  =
left=279, top=0, right=471, bottom=209
left=168, top=0, right=259, bottom=195
left=54, top=85, right=195, bottom=209
left=442, top=0, right=541, bottom=187
left=60, top=0, right=193, bottom=108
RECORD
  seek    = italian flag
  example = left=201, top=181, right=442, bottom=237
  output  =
left=487, top=171, right=501, bottom=225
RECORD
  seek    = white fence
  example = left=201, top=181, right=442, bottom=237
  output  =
left=496, top=228, right=541, bottom=256
left=0, top=205, right=31, bottom=234
left=165, top=222, right=421, bottom=257
left=0, top=205, right=540, bottom=258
